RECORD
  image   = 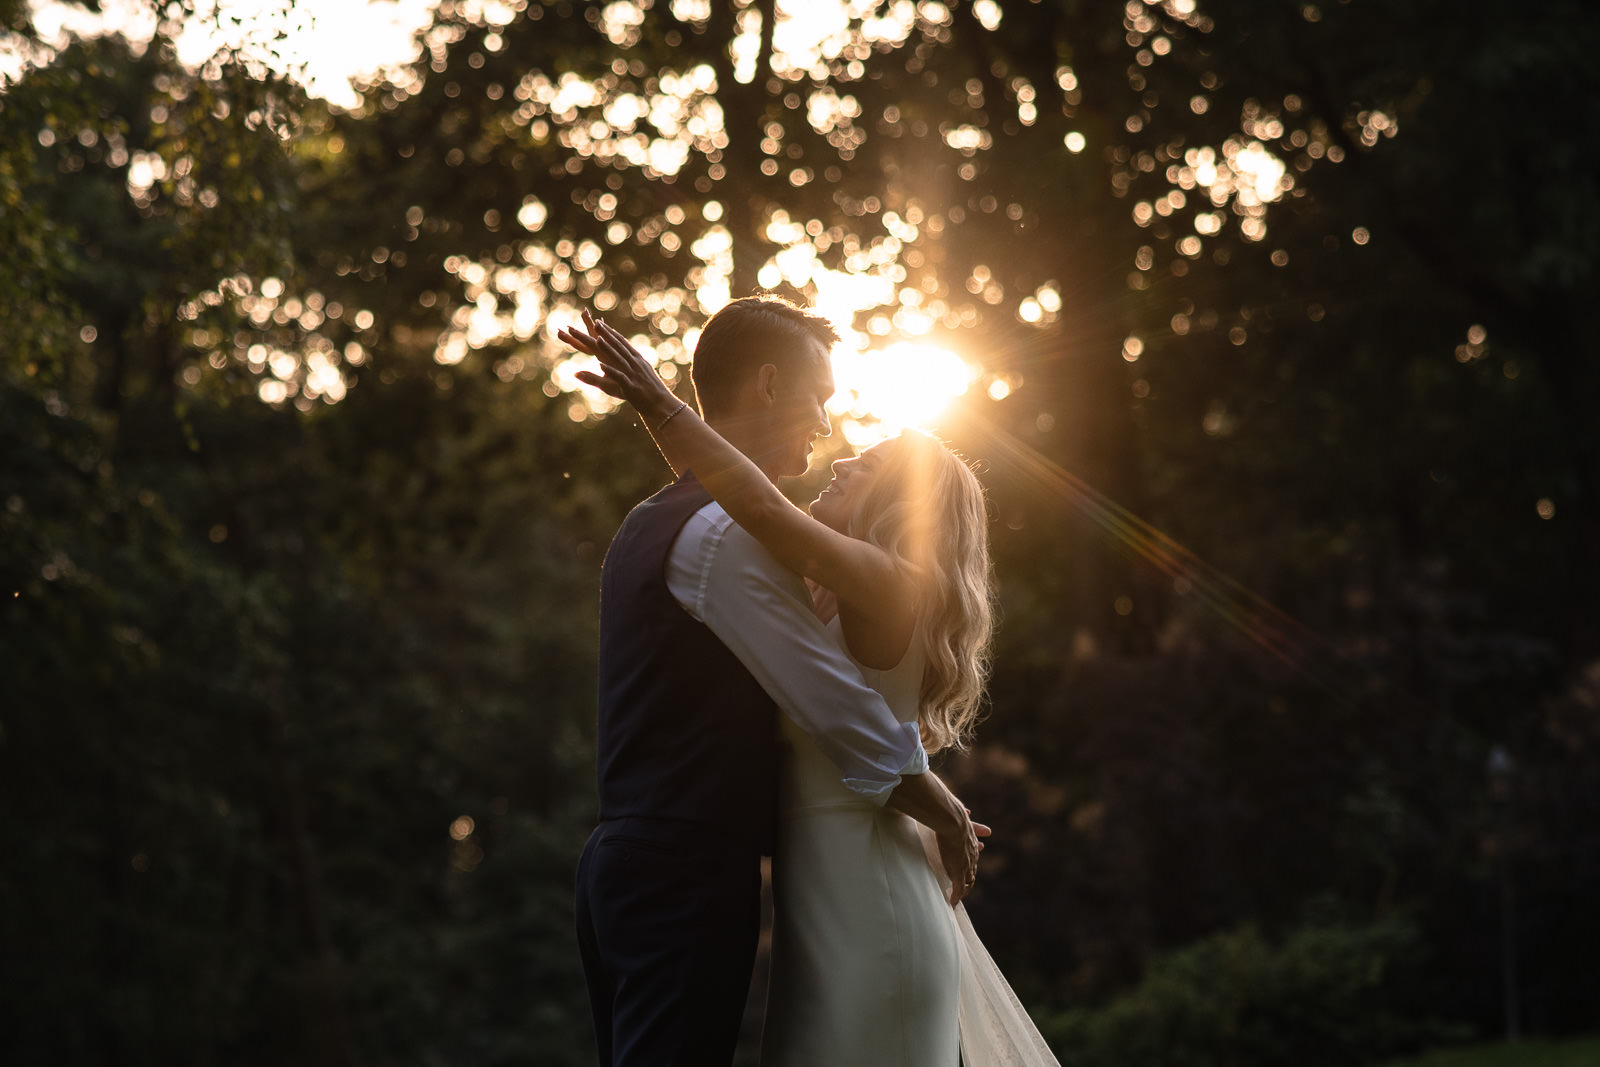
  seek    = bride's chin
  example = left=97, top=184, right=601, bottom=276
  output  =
left=811, top=504, right=849, bottom=533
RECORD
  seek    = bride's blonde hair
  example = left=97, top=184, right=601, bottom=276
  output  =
left=845, top=429, right=996, bottom=754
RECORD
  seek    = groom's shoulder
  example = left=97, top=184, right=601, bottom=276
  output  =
left=665, top=500, right=732, bottom=563
left=662, top=501, right=773, bottom=572
left=605, top=488, right=719, bottom=566
left=706, top=511, right=804, bottom=589
left=614, top=479, right=700, bottom=530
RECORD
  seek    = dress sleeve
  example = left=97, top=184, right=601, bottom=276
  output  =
left=666, top=504, right=928, bottom=802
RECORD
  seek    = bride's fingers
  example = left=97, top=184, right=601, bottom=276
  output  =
left=596, top=329, right=649, bottom=373
left=572, top=370, right=625, bottom=397
left=598, top=319, right=649, bottom=361
left=589, top=320, right=620, bottom=355
left=573, top=328, right=636, bottom=375
left=590, top=328, right=626, bottom=360
left=598, top=319, right=636, bottom=353
left=582, top=318, right=661, bottom=385
left=972, top=822, right=993, bottom=838
left=559, top=327, right=606, bottom=357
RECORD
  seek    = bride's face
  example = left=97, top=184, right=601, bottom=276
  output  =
left=809, top=443, right=888, bottom=533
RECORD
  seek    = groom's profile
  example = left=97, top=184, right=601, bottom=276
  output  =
left=574, top=295, right=974, bottom=1066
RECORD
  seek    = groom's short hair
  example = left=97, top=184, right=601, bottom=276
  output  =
left=691, top=296, right=839, bottom=419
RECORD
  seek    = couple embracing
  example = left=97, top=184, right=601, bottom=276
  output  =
left=568, top=296, right=1057, bottom=1066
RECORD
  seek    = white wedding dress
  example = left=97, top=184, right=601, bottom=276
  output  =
left=762, top=618, right=1060, bottom=1067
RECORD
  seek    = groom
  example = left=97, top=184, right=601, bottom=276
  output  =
left=574, top=296, right=983, bottom=1066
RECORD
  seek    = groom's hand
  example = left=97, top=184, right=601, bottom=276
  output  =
left=939, top=810, right=990, bottom=906
left=886, top=771, right=989, bottom=905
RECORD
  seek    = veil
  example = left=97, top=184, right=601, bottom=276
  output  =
left=952, top=901, right=1062, bottom=1067
left=917, top=826, right=1063, bottom=1067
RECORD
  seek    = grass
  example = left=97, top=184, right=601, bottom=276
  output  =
left=1377, top=1038, right=1600, bottom=1067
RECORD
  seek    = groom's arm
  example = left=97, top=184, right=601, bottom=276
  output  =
left=670, top=504, right=988, bottom=900
left=668, top=504, right=926, bottom=801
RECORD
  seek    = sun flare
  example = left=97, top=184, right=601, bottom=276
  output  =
left=828, top=342, right=977, bottom=448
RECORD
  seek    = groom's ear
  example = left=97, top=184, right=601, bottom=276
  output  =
left=755, top=362, right=780, bottom=408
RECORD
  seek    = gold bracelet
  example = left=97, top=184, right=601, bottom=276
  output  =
left=653, top=400, right=688, bottom=433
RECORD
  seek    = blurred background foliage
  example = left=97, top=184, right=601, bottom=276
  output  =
left=2, top=0, right=1597, bottom=1064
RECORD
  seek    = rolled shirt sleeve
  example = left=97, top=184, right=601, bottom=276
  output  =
left=666, top=503, right=927, bottom=802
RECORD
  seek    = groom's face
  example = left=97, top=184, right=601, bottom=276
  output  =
left=767, top=339, right=835, bottom=477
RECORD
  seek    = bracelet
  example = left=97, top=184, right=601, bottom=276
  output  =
left=653, top=400, right=688, bottom=433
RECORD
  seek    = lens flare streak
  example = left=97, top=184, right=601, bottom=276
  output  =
left=966, top=412, right=1337, bottom=686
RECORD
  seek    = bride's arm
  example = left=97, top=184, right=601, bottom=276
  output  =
left=563, top=314, right=911, bottom=621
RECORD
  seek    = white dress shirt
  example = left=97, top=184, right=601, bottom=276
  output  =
left=665, top=500, right=928, bottom=803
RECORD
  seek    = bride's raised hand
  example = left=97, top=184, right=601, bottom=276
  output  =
left=561, top=310, right=681, bottom=425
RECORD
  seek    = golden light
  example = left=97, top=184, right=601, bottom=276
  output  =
left=828, top=342, right=977, bottom=448
left=23, top=0, right=441, bottom=108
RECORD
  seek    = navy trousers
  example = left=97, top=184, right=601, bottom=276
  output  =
left=575, top=818, right=762, bottom=1066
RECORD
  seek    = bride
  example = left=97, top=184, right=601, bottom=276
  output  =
left=563, top=307, right=1058, bottom=1067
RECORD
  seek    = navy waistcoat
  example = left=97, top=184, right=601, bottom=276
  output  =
left=595, top=474, right=780, bottom=853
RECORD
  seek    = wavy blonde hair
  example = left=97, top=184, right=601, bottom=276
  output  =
left=846, top=429, right=996, bottom=754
